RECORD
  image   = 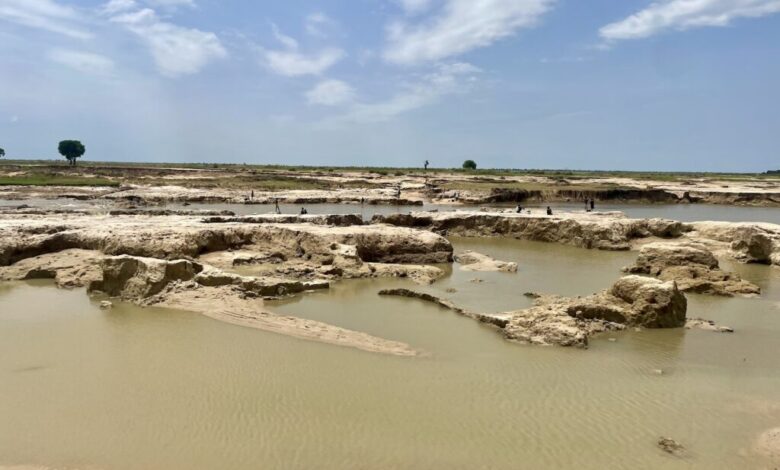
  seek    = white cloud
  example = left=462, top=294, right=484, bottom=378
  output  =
left=384, top=0, right=553, bottom=65
left=264, top=48, right=344, bottom=76
left=110, top=8, right=227, bottom=77
left=100, top=0, right=192, bottom=15
left=270, top=23, right=298, bottom=49
left=305, top=80, right=356, bottom=106
left=331, top=62, right=480, bottom=123
left=600, top=0, right=780, bottom=42
left=305, top=12, right=336, bottom=37
left=147, top=0, right=195, bottom=8
left=100, top=0, right=137, bottom=15
left=0, top=0, right=91, bottom=39
left=48, top=48, right=115, bottom=75
left=260, top=23, right=344, bottom=77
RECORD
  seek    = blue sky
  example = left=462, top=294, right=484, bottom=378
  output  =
left=0, top=0, right=778, bottom=171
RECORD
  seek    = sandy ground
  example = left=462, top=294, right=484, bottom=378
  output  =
left=2, top=164, right=780, bottom=206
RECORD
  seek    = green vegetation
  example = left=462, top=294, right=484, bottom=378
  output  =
left=0, top=175, right=119, bottom=187
left=0, top=148, right=5, bottom=158
left=58, top=140, right=86, bottom=166
left=462, top=159, right=477, bottom=170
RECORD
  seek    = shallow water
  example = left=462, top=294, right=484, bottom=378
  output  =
left=2, top=237, right=779, bottom=469
left=0, top=198, right=113, bottom=211
left=170, top=201, right=780, bottom=224
left=0, top=198, right=457, bottom=219
left=164, top=201, right=458, bottom=218
left=541, top=202, right=780, bottom=225
left=6, top=196, right=780, bottom=224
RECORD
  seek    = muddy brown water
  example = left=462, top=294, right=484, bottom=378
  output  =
left=5, top=197, right=780, bottom=224
left=164, top=201, right=455, bottom=218
left=2, top=236, right=780, bottom=469
left=138, top=201, right=780, bottom=224
left=507, top=201, right=780, bottom=225
left=0, top=199, right=456, bottom=219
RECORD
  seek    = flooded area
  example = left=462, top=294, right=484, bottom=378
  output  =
left=5, top=196, right=780, bottom=225
left=173, top=201, right=780, bottom=225
left=0, top=198, right=452, bottom=219
left=163, top=201, right=457, bottom=218
left=4, top=0, right=780, bottom=463
left=524, top=202, right=780, bottom=225
left=2, top=235, right=779, bottom=469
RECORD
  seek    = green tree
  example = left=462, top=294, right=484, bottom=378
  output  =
left=0, top=147, right=5, bottom=158
left=58, top=140, right=86, bottom=166
left=462, top=159, right=477, bottom=170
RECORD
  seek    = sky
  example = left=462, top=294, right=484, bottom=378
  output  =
left=0, top=0, right=778, bottom=171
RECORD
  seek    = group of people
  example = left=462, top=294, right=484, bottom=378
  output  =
left=252, top=180, right=595, bottom=218
left=514, top=201, right=595, bottom=217
left=514, top=205, right=554, bottom=215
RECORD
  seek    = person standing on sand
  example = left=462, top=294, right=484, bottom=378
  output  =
left=250, top=190, right=254, bottom=200
left=274, top=199, right=281, bottom=214
left=546, top=206, right=553, bottom=216
left=590, top=198, right=595, bottom=211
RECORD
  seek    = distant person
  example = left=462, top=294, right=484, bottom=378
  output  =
left=515, top=205, right=523, bottom=213
left=300, top=207, right=307, bottom=215
left=546, top=206, right=553, bottom=216
left=590, top=198, right=595, bottom=211
left=424, top=160, right=429, bottom=170
left=250, top=190, right=254, bottom=200
left=274, top=199, right=281, bottom=214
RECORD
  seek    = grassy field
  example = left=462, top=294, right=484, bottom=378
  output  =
left=0, top=176, right=120, bottom=187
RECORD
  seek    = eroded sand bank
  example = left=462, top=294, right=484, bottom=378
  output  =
left=0, top=213, right=453, bottom=355
left=1, top=207, right=777, bottom=355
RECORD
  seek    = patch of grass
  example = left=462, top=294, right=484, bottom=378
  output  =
left=0, top=176, right=119, bottom=187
